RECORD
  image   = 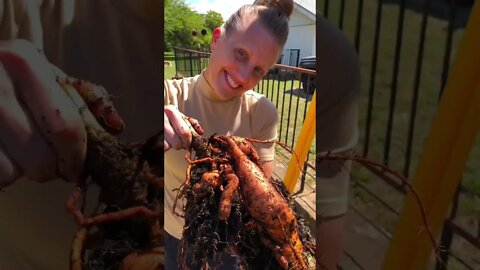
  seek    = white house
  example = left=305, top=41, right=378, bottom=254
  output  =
left=254, top=0, right=316, bottom=66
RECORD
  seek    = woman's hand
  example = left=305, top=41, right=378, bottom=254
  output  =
left=164, top=105, right=203, bottom=152
left=0, top=39, right=124, bottom=187
left=0, top=39, right=88, bottom=186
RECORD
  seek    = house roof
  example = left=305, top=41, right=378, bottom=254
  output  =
left=253, top=0, right=315, bottom=20
left=293, top=0, right=315, bottom=17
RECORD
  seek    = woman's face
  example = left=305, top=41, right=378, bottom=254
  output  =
left=205, top=15, right=281, bottom=101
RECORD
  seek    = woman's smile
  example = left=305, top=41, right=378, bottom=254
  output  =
left=205, top=15, right=281, bottom=101
left=225, top=71, right=240, bottom=89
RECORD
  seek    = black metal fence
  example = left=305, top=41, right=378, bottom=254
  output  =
left=319, top=0, right=478, bottom=269
left=254, top=64, right=316, bottom=194
left=173, top=47, right=210, bottom=78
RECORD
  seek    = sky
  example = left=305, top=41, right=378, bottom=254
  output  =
left=185, top=0, right=254, bottom=20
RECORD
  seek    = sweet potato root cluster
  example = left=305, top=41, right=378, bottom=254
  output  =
left=59, top=77, right=164, bottom=270
left=175, top=133, right=315, bottom=269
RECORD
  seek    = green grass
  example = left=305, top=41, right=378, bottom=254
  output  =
left=255, top=75, right=316, bottom=186
left=164, top=52, right=176, bottom=79
left=320, top=0, right=479, bottom=268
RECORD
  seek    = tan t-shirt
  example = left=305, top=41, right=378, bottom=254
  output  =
left=0, top=1, right=162, bottom=269
left=164, top=71, right=278, bottom=239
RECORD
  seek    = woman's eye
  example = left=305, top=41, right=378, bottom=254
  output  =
left=254, top=67, right=264, bottom=76
left=237, top=49, right=246, bottom=59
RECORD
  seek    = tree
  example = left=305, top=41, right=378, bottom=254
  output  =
left=164, top=1, right=227, bottom=51
left=204, top=10, right=224, bottom=32
left=164, top=0, right=209, bottom=51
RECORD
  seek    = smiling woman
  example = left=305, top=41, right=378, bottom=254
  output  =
left=163, top=0, right=315, bottom=269
left=204, top=16, right=281, bottom=100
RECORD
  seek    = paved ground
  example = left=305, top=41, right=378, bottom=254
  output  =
left=341, top=203, right=390, bottom=269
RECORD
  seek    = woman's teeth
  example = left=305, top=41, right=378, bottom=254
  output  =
left=226, top=73, right=239, bottom=88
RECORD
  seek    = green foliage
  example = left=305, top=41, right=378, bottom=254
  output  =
left=164, top=0, right=224, bottom=51
left=204, top=10, right=224, bottom=31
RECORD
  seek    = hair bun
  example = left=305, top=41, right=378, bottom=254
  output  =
left=257, top=0, right=294, bottom=18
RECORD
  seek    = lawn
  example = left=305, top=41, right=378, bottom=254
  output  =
left=255, top=74, right=316, bottom=187
left=319, top=0, right=479, bottom=268
left=164, top=51, right=176, bottom=79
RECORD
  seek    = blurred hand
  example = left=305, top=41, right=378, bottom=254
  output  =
left=0, top=39, right=122, bottom=187
left=120, top=246, right=164, bottom=270
left=164, top=105, right=203, bottom=152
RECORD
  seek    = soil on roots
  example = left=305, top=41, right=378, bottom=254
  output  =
left=177, top=135, right=315, bottom=269
left=69, top=127, right=164, bottom=270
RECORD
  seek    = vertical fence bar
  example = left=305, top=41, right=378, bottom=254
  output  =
left=403, top=0, right=432, bottom=177
left=260, top=78, right=264, bottom=95
left=174, top=48, right=179, bottom=78
left=196, top=52, right=200, bottom=75
left=285, top=77, right=295, bottom=146
left=189, top=52, right=194, bottom=77
left=435, top=186, right=461, bottom=270
left=295, top=50, right=300, bottom=67
left=363, top=0, right=384, bottom=157
left=324, top=0, right=330, bottom=18
left=279, top=76, right=288, bottom=140
left=275, top=72, right=281, bottom=109
left=292, top=84, right=302, bottom=149
left=339, top=0, right=346, bottom=30
left=264, top=77, right=269, bottom=99
left=355, top=0, right=364, bottom=52
left=272, top=73, right=280, bottom=108
left=384, top=0, right=407, bottom=167
left=299, top=76, right=312, bottom=183
left=298, top=160, right=308, bottom=194
left=440, top=0, right=458, bottom=98
left=266, top=76, right=271, bottom=99
left=303, top=75, right=311, bottom=122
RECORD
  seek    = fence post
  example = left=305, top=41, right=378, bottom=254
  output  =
left=174, top=48, right=179, bottom=78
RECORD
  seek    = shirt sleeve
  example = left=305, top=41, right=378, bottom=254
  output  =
left=164, top=79, right=178, bottom=105
left=164, top=78, right=196, bottom=112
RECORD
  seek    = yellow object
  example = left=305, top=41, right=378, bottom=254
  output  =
left=283, top=91, right=316, bottom=192
left=383, top=1, right=480, bottom=269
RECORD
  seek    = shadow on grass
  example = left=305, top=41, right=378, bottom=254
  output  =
left=284, top=88, right=314, bottom=102
left=383, top=0, right=473, bottom=30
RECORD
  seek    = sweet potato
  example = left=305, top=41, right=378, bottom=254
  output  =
left=223, top=136, right=307, bottom=269
left=178, top=132, right=314, bottom=269
left=218, top=173, right=239, bottom=221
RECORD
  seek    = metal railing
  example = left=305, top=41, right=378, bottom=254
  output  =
left=254, top=64, right=316, bottom=193
left=172, top=47, right=316, bottom=192
left=173, top=47, right=210, bottom=78
left=319, top=0, right=479, bottom=268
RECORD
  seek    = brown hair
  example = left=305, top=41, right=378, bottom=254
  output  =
left=221, top=0, right=294, bottom=49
